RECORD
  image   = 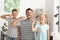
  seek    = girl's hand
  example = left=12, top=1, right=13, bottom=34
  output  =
left=32, top=18, right=36, bottom=25
left=32, top=18, right=37, bottom=31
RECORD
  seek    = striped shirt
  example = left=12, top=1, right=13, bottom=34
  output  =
left=18, top=19, right=35, bottom=40
left=6, top=17, right=18, bottom=38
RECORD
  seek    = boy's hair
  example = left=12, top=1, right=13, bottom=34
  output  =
left=26, top=8, right=33, bottom=13
left=12, top=9, right=18, bottom=12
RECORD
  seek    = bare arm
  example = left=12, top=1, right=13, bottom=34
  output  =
left=32, top=19, right=37, bottom=32
left=17, top=27, right=20, bottom=40
left=32, top=23, right=37, bottom=31
left=47, top=29, right=50, bottom=40
left=10, top=19, right=18, bottom=27
left=18, top=16, right=25, bottom=20
left=1, top=14, right=11, bottom=19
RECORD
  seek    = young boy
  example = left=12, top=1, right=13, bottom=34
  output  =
left=1, top=9, right=19, bottom=40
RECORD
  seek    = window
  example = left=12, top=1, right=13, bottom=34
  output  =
left=4, top=0, right=20, bottom=12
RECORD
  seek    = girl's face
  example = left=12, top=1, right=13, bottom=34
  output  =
left=40, top=14, right=46, bottom=23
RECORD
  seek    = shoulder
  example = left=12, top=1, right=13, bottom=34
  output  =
left=45, top=24, right=49, bottom=27
left=35, top=22, right=40, bottom=27
left=45, top=24, right=49, bottom=29
left=18, top=19, right=26, bottom=23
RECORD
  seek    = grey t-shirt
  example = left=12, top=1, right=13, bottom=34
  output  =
left=6, top=17, right=18, bottom=38
left=18, top=19, right=35, bottom=40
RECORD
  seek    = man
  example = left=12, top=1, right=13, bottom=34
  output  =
left=1, top=9, right=19, bottom=40
left=18, top=8, right=35, bottom=40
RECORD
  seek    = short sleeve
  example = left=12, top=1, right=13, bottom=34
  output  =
left=46, top=25, right=49, bottom=30
left=35, top=22, right=40, bottom=29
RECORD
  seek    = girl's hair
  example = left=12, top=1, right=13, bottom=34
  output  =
left=39, top=11, right=48, bottom=24
left=39, top=11, right=47, bottom=18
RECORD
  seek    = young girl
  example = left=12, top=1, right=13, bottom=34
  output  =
left=32, top=12, right=50, bottom=40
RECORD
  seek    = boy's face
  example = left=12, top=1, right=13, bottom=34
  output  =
left=12, top=11, right=18, bottom=18
left=26, top=10, right=33, bottom=19
left=40, top=15, right=46, bottom=23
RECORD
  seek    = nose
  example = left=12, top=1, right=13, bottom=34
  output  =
left=27, top=13, right=31, bottom=16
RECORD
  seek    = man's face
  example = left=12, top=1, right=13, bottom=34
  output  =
left=26, top=10, right=33, bottom=19
left=12, top=11, right=18, bottom=18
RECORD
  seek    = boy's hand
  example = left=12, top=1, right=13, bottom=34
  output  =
left=10, top=19, right=18, bottom=27
left=1, top=14, right=12, bottom=19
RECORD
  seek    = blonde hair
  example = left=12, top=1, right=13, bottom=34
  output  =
left=39, top=11, right=48, bottom=24
left=39, top=11, right=47, bottom=18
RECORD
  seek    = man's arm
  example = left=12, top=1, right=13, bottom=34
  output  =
left=18, top=16, right=25, bottom=20
left=17, top=27, right=21, bottom=40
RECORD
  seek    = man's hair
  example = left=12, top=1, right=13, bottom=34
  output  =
left=26, top=8, right=33, bottom=13
left=12, top=9, right=18, bottom=12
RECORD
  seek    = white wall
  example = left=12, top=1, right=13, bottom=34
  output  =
left=53, top=0, right=60, bottom=40
left=46, top=0, right=54, bottom=33
left=0, top=0, right=4, bottom=15
left=19, top=0, right=46, bottom=17
left=59, top=0, right=60, bottom=33
left=0, top=0, right=4, bottom=39
left=54, top=0, right=59, bottom=32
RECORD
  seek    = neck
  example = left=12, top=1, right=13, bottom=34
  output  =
left=40, top=22, right=45, bottom=25
left=12, top=17, right=17, bottom=19
left=27, top=18, right=32, bottom=21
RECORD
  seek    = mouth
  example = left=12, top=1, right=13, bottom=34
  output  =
left=27, top=16, right=32, bottom=18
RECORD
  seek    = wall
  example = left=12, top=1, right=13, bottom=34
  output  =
left=0, top=0, right=4, bottom=39
left=19, top=0, right=46, bottom=17
left=54, top=0, right=59, bottom=32
left=0, top=0, right=4, bottom=15
left=46, top=0, right=54, bottom=33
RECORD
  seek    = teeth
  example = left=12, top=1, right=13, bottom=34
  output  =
left=28, top=16, right=30, bottom=17
left=27, top=16, right=31, bottom=18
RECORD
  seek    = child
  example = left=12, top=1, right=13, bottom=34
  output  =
left=32, top=12, right=50, bottom=40
left=1, top=9, right=19, bottom=40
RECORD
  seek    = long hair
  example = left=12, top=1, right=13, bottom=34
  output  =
left=39, top=11, right=48, bottom=24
